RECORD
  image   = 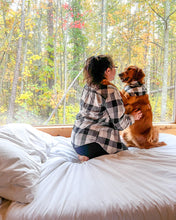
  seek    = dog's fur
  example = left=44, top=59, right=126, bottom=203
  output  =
left=119, top=65, right=166, bottom=149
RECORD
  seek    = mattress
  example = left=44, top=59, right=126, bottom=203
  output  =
left=0, top=124, right=176, bottom=220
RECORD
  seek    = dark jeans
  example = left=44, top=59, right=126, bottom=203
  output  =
left=74, top=142, right=108, bottom=159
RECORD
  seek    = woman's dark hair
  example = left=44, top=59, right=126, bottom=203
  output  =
left=83, top=55, right=114, bottom=86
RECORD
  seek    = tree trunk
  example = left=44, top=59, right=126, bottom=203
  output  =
left=46, top=0, right=54, bottom=118
left=174, top=70, right=176, bottom=123
left=20, top=34, right=28, bottom=94
left=101, top=0, right=107, bottom=53
left=127, top=1, right=132, bottom=64
left=21, top=0, right=31, bottom=94
left=63, top=28, right=68, bottom=124
left=7, top=0, right=25, bottom=123
left=53, top=0, right=59, bottom=123
left=63, top=5, right=68, bottom=124
left=37, top=0, right=42, bottom=72
left=47, top=0, right=54, bottom=89
left=59, top=0, right=64, bottom=90
left=161, top=0, right=170, bottom=121
left=146, top=44, right=151, bottom=95
left=169, top=38, right=173, bottom=99
left=0, top=4, right=18, bottom=96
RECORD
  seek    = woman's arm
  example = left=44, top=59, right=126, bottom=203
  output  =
left=105, top=86, right=134, bottom=130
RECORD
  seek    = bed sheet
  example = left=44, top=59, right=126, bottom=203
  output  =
left=0, top=125, right=176, bottom=220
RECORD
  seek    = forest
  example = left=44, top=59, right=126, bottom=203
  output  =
left=0, top=0, right=176, bottom=125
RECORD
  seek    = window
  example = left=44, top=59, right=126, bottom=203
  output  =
left=0, top=0, right=176, bottom=125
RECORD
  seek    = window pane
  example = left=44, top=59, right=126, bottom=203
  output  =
left=0, top=0, right=175, bottom=125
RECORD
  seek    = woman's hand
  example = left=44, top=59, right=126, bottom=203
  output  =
left=130, top=109, right=142, bottom=121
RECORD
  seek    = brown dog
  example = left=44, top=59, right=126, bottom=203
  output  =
left=119, top=65, right=166, bottom=149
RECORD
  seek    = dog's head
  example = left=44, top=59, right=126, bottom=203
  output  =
left=119, top=66, right=145, bottom=84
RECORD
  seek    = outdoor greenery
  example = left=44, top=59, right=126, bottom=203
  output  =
left=0, top=0, right=176, bottom=125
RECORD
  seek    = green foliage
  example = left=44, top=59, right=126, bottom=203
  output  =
left=56, top=103, right=80, bottom=124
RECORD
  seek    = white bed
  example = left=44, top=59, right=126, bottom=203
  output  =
left=0, top=123, right=176, bottom=220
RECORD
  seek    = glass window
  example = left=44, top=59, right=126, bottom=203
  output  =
left=0, top=0, right=175, bottom=125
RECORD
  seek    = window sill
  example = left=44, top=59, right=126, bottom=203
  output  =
left=35, top=125, right=73, bottom=137
left=35, top=124, right=176, bottom=137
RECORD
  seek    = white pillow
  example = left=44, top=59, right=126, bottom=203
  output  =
left=0, top=123, right=53, bottom=161
left=0, top=123, right=52, bottom=203
left=0, top=138, right=41, bottom=203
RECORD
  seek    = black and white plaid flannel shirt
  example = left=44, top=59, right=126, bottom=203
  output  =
left=124, top=81, right=147, bottom=96
left=71, top=84, right=134, bottom=154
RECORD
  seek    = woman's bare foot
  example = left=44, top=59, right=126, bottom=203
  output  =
left=78, top=154, right=89, bottom=162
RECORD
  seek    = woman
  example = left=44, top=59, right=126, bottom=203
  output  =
left=71, top=55, right=142, bottom=162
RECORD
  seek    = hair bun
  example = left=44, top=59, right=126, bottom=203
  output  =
left=91, top=56, right=98, bottom=64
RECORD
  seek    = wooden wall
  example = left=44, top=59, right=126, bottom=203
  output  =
left=36, top=125, right=73, bottom=137
left=36, top=124, right=176, bottom=137
left=155, top=124, right=176, bottom=135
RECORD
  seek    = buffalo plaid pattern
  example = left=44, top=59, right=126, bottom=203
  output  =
left=124, top=81, right=147, bottom=96
left=71, top=84, right=134, bottom=154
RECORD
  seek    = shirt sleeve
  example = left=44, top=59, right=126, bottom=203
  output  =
left=105, top=86, right=134, bottom=131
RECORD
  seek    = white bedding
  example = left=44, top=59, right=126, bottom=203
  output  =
left=0, top=124, right=176, bottom=220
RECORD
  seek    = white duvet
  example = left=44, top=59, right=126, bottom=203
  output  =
left=0, top=124, right=176, bottom=220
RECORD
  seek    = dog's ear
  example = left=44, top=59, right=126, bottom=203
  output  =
left=135, top=68, right=145, bottom=83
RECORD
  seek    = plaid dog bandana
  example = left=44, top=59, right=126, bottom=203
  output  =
left=124, top=81, right=147, bottom=96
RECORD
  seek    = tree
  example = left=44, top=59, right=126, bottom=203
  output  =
left=7, top=0, right=26, bottom=122
left=47, top=0, right=54, bottom=90
left=161, top=0, right=170, bottom=121
left=146, top=0, right=176, bottom=121
left=101, top=0, right=107, bottom=53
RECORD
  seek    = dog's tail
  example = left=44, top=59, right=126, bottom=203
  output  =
left=147, top=126, right=166, bottom=147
